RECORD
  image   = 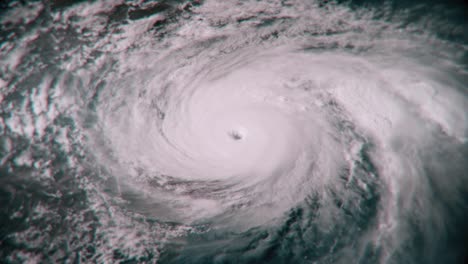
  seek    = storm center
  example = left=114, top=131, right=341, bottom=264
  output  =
left=228, top=130, right=244, bottom=141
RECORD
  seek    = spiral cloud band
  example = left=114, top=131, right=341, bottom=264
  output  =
left=0, top=0, right=467, bottom=263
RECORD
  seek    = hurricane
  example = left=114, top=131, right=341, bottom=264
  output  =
left=1, top=0, right=467, bottom=263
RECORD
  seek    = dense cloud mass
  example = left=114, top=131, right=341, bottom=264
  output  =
left=0, top=0, right=467, bottom=263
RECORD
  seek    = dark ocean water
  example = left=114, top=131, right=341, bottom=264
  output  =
left=0, top=0, right=467, bottom=263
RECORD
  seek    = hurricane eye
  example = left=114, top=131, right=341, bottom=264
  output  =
left=228, top=130, right=243, bottom=141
